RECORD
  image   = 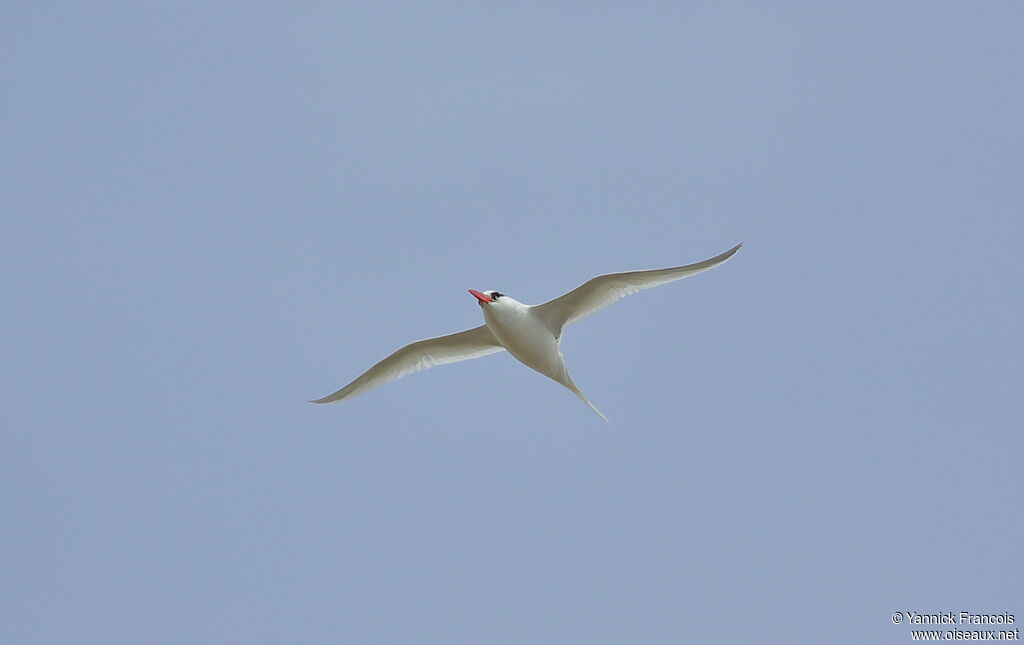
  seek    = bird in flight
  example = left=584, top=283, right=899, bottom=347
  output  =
left=311, top=243, right=742, bottom=420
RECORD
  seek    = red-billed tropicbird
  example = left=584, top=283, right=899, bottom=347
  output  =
left=311, top=243, right=742, bottom=420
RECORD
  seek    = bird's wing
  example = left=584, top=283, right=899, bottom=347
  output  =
left=533, top=243, right=742, bottom=334
left=309, top=325, right=504, bottom=404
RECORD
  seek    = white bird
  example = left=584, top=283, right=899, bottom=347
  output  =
left=311, top=243, right=742, bottom=420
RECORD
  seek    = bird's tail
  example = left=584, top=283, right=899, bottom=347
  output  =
left=563, top=376, right=609, bottom=422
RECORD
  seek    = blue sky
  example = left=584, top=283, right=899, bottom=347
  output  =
left=3, top=2, right=1022, bottom=643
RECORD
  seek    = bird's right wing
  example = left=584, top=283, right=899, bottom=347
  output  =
left=533, top=243, right=742, bottom=334
left=309, top=325, right=504, bottom=404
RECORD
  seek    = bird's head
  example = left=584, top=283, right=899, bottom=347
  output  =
left=468, top=289, right=514, bottom=308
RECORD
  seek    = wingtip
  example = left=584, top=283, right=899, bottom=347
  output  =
left=720, top=242, right=743, bottom=260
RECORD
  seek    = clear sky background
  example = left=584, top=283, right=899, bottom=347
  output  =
left=3, top=2, right=1022, bottom=644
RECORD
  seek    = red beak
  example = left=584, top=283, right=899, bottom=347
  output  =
left=468, top=289, right=493, bottom=303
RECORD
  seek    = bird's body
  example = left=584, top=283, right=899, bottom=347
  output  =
left=311, top=243, right=742, bottom=420
left=480, top=294, right=561, bottom=378
left=478, top=292, right=605, bottom=419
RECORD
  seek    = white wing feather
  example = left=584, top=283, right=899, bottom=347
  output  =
left=533, top=243, right=742, bottom=334
left=310, top=325, right=504, bottom=404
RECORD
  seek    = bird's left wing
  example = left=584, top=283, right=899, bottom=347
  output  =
left=309, top=325, right=504, bottom=404
left=533, top=243, right=742, bottom=335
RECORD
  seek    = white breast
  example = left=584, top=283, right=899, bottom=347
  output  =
left=483, top=301, right=566, bottom=380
